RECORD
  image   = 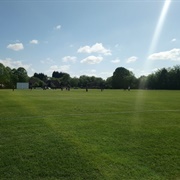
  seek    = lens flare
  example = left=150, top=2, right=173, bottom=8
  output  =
left=144, top=0, right=171, bottom=75
left=136, top=0, right=172, bottom=111
left=148, top=0, right=171, bottom=55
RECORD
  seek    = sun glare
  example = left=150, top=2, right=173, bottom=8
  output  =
left=142, top=0, right=172, bottom=78
left=136, top=0, right=171, bottom=109
left=148, top=0, right=171, bottom=55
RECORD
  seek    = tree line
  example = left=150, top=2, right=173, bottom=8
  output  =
left=0, top=62, right=180, bottom=90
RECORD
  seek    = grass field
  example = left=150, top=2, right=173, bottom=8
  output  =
left=0, top=89, right=180, bottom=180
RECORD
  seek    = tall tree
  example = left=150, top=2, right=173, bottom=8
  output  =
left=138, top=76, right=147, bottom=89
left=52, top=71, right=64, bottom=78
left=112, top=67, right=135, bottom=89
left=60, top=73, right=70, bottom=86
left=0, top=63, right=9, bottom=87
left=29, top=76, right=46, bottom=88
left=156, top=68, right=168, bottom=89
left=78, top=75, right=89, bottom=88
left=70, top=77, right=79, bottom=88
left=106, top=77, right=112, bottom=89
left=34, top=73, right=47, bottom=82
left=16, top=67, right=29, bottom=82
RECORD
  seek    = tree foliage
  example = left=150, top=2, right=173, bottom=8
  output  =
left=1, top=62, right=180, bottom=90
left=140, top=65, right=180, bottom=90
left=34, top=73, right=48, bottom=82
left=52, top=71, right=65, bottom=79
left=0, top=64, right=29, bottom=88
left=112, top=67, right=136, bottom=89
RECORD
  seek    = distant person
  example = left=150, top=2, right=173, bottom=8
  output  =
left=128, top=86, right=130, bottom=91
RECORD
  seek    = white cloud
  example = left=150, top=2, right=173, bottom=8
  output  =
left=0, top=58, right=31, bottom=70
left=171, top=38, right=176, bottom=42
left=7, top=43, right=24, bottom=51
left=62, top=56, right=77, bottom=63
left=0, top=58, right=36, bottom=76
left=111, top=58, right=120, bottom=63
left=55, top=25, right=61, bottom=30
left=48, top=65, right=70, bottom=73
left=80, top=56, right=103, bottom=64
left=148, top=48, right=180, bottom=61
left=30, top=39, right=39, bottom=44
left=126, top=56, right=138, bottom=63
left=78, top=43, right=111, bottom=55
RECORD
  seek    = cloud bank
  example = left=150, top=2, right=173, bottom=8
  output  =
left=0, top=58, right=30, bottom=70
left=148, top=48, right=180, bottom=61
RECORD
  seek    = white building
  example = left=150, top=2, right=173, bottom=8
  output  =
left=16, top=82, right=29, bottom=89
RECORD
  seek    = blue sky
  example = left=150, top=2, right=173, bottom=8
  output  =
left=0, top=0, right=179, bottom=79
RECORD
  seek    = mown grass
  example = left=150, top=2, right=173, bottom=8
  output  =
left=0, top=89, right=180, bottom=179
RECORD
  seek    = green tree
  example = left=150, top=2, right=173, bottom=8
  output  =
left=0, top=63, right=8, bottom=87
left=112, top=67, right=135, bottom=89
left=60, top=73, right=70, bottom=86
left=79, top=75, right=89, bottom=88
left=0, top=63, right=15, bottom=88
left=70, top=77, right=79, bottom=88
left=11, top=69, right=19, bottom=87
left=147, top=73, right=157, bottom=89
left=52, top=71, right=64, bottom=78
left=156, top=68, right=168, bottom=89
left=29, top=76, right=46, bottom=88
left=15, top=67, right=29, bottom=82
left=34, top=73, right=48, bottom=82
left=106, top=77, right=112, bottom=89
left=138, top=75, right=147, bottom=89
left=173, top=65, right=180, bottom=89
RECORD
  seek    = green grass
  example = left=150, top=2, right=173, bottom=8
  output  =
left=0, top=89, right=180, bottom=180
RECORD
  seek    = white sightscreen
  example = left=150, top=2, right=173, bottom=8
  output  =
left=16, top=83, right=29, bottom=89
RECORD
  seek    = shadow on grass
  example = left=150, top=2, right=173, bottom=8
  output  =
left=0, top=117, right=102, bottom=180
